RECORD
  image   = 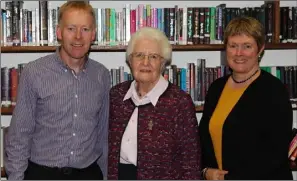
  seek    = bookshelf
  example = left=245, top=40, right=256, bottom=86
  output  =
left=1, top=43, right=296, bottom=53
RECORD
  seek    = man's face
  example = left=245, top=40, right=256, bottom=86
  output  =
left=57, top=9, right=95, bottom=61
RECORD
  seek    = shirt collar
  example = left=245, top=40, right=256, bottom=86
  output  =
left=54, top=47, right=89, bottom=73
left=123, top=75, right=169, bottom=106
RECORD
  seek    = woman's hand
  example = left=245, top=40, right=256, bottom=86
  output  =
left=205, top=168, right=228, bottom=180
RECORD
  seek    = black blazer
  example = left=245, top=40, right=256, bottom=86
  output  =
left=199, top=70, right=293, bottom=180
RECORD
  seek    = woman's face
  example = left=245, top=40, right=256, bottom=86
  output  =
left=129, top=38, right=163, bottom=85
left=226, top=34, right=264, bottom=74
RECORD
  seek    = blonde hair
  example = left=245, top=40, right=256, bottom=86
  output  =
left=126, top=27, right=172, bottom=72
left=58, top=1, right=95, bottom=26
left=224, top=16, right=265, bottom=52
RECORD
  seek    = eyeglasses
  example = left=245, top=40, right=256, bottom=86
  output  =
left=130, top=52, right=163, bottom=62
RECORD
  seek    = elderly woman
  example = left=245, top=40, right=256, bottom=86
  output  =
left=108, top=27, right=201, bottom=180
left=199, top=17, right=293, bottom=180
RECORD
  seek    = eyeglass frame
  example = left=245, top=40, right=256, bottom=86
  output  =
left=129, top=52, right=164, bottom=62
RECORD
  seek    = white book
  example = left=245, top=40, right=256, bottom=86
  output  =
left=125, top=4, right=130, bottom=45
left=97, top=8, right=102, bottom=46
left=35, top=8, right=40, bottom=46
left=32, top=9, right=36, bottom=46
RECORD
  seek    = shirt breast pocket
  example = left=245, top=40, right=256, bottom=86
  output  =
left=36, top=76, right=73, bottom=113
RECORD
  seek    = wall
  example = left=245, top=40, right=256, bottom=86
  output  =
left=1, top=0, right=297, bottom=179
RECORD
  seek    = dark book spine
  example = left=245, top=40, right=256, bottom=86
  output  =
left=265, top=2, right=274, bottom=43
left=171, top=65, right=177, bottom=86
left=293, top=66, right=297, bottom=99
left=281, top=7, right=288, bottom=43
left=178, top=8, right=183, bottom=44
left=292, top=7, right=297, bottom=42
left=12, top=1, right=22, bottom=46
left=199, top=8, right=205, bottom=44
left=204, top=7, right=210, bottom=44
left=169, top=8, right=175, bottom=44
left=27, top=10, right=32, bottom=44
left=174, top=5, right=178, bottom=44
left=39, top=1, right=48, bottom=46
left=287, top=7, right=293, bottom=42
left=192, top=7, right=199, bottom=45
left=164, top=8, right=170, bottom=40
left=1, top=67, right=11, bottom=107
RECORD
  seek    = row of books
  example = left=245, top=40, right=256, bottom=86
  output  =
left=1, top=61, right=297, bottom=108
left=1, top=1, right=297, bottom=47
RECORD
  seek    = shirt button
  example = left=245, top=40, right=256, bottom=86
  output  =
left=73, top=133, right=76, bottom=136
left=74, top=113, right=77, bottom=117
left=70, top=151, right=73, bottom=155
left=75, top=94, right=78, bottom=98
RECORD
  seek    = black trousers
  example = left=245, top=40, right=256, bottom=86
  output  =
left=24, top=160, right=103, bottom=180
left=118, top=163, right=137, bottom=180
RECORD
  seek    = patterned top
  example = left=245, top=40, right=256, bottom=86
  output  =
left=5, top=48, right=110, bottom=180
left=108, top=81, right=202, bottom=180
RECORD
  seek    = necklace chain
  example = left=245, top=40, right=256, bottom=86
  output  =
left=231, top=69, right=259, bottom=84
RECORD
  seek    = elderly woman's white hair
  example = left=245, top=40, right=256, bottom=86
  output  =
left=125, top=27, right=172, bottom=73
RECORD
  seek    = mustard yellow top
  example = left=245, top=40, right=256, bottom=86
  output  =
left=209, top=82, right=248, bottom=170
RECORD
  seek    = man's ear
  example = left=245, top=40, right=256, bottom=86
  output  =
left=56, top=25, right=62, bottom=41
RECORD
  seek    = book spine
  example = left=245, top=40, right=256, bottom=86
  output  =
left=125, top=4, right=131, bottom=45
left=181, top=7, right=187, bottom=45
left=39, top=1, right=48, bottom=46
left=12, top=1, right=22, bottom=46
left=187, top=7, right=193, bottom=45
left=204, top=7, right=210, bottom=44
left=192, top=7, right=199, bottom=45
left=97, top=8, right=102, bottom=46
left=110, top=8, right=116, bottom=46
left=22, top=9, right=28, bottom=46
left=2, top=10, right=7, bottom=46
left=27, top=10, right=32, bottom=45
left=199, top=8, right=205, bottom=44
left=5, top=2, right=13, bottom=46
left=31, top=9, right=36, bottom=46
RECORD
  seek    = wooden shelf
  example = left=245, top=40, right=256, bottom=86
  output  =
left=1, top=43, right=296, bottom=53
left=1, top=106, right=14, bottom=115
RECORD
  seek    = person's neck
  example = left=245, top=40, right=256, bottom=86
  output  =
left=232, top=66, right=260, bottom=83
left=230, top=66, right=260, bottom=88
left=136, top=80, right=158, bottom=99
left=59, top=48, right=86, bottom=74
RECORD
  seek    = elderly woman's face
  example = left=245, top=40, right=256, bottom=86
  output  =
left=129, top=38, right=163, bottom=84
left=226, top=34, right=263, bottom=74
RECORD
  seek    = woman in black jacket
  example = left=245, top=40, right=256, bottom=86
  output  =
left=199, top=17, right=293, bottom=180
